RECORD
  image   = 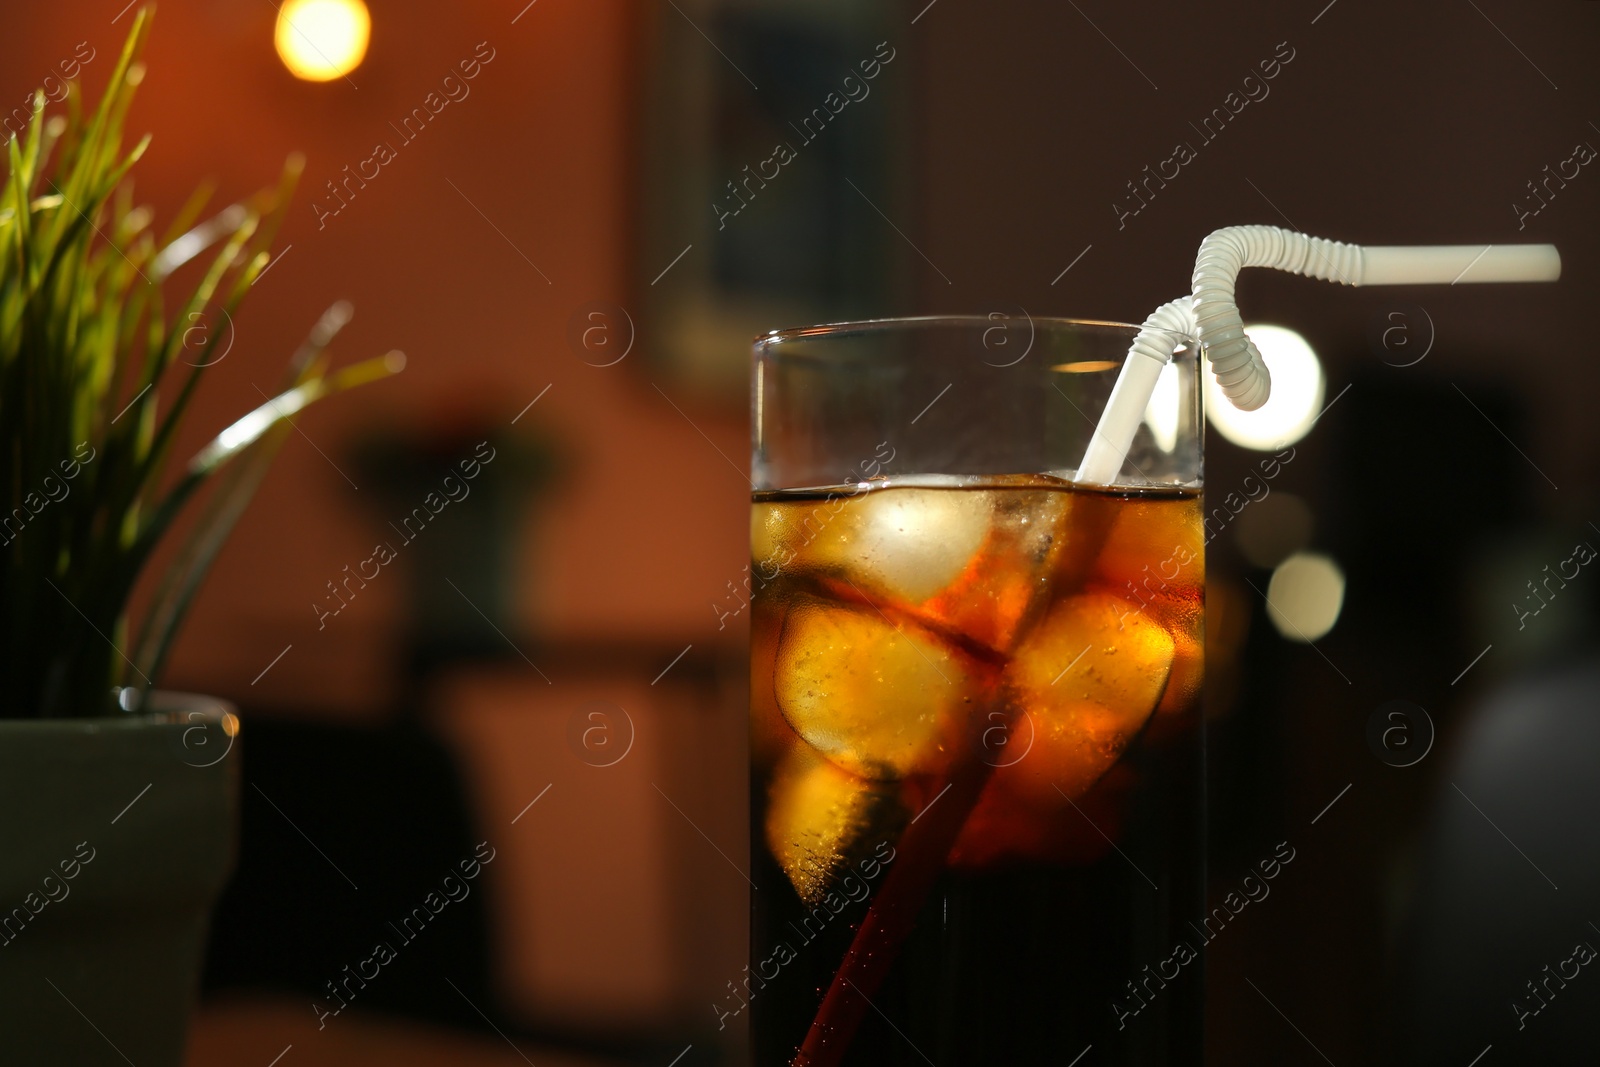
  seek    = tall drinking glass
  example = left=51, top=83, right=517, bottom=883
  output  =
left=745, top=317, right=1204, bottom=1065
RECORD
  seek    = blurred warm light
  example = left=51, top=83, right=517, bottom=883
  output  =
left=1051, top=360, right=1119, bottom=373
left=1205, top=324, right=1324, bottom=451
left=1143, top=360, right=1181, bottom=454
left=275, top=0, right=371, bottom=82
left=1266, top=551, right=1345, bottom=642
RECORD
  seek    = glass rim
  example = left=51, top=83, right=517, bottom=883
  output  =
left=753, top=314, right=1192, bottom=350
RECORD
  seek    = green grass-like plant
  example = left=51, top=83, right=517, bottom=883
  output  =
left=1, top=9, right=401, bottom=718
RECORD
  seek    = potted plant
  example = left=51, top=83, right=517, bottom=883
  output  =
left=0, top=10, right=399, bottom=1063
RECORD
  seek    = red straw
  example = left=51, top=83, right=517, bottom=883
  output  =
left=793, top=751, right=997, bottom=1066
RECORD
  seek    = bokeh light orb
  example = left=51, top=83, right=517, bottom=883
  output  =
left=1205, top=324, right=1325, bottom=451
left=275, top=0, right=371, bottom=83
left=1143, top=358, right=1182, bottom=455
left=1265, top=551, right=1346, bottom=642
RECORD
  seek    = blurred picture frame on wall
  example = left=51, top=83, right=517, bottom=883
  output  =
left=638, top=0, right=912, bottom=407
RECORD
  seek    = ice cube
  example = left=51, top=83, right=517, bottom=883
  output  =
left=756, top=483, right=1073, bottom=655
left=1081, top=493, right=1204, bottom=626
left=751, top=484, right=987, bottom=604
left=1157, top=626, right=1203, bottom=716
left=765, top=743, right=907, bottom=907
left=774, top=595, right=980, bottom=780
left=847, top=485, right=994, bottom=604
left=918, top=487, right=1071, bottom=651
left=752, top=498, right=820, bottom=579
left=999, top=592, right=1175, bottom=802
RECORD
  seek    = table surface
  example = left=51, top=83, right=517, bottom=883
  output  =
left=185, top=999, right=626, bottom=1067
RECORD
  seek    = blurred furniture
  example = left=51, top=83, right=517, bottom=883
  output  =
left=350, top=421, right=561, bottom=693
left=425, top=639, right=746, bottom=1053
left=1400, top=655, right=1600, bottom=1064
left=202, top=719, right=498, bottom=1031
left=202, top=639, right=746, bottom=1062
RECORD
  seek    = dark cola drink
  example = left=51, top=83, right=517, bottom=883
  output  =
left=742, top=475, right=1205, bottom=1066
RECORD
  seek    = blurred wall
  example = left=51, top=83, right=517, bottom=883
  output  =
left=0, top=1, right=747, bottom=714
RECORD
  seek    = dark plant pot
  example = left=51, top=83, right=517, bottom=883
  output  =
left=0, top=694, right=239, bottom=1065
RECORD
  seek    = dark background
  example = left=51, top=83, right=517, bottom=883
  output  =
left=4, top=1, right=1598, bottom=1064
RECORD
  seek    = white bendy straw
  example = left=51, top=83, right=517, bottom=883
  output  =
left=1076, top=225, right=1561, bottom=486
